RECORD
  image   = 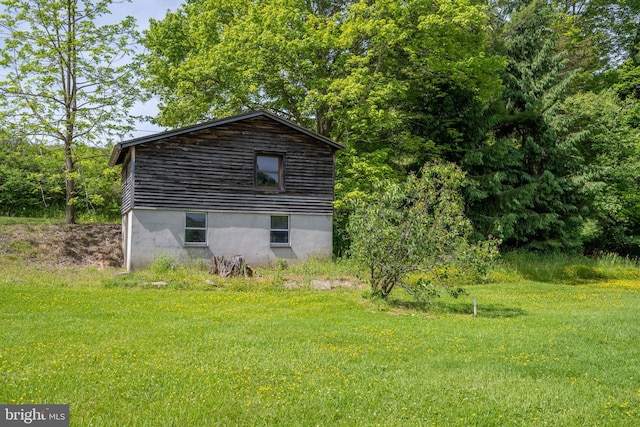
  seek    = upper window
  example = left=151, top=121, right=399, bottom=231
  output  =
left=256, top=154, right=283, bottom=189
left=270, top=215, right=290, bottom=246
left=185, top=212, right=207, bottom=245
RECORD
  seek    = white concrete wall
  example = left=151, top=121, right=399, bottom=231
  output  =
left=126, top=209, right=333, bottom=271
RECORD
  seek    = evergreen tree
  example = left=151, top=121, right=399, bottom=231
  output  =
left=464, top=0, right=586, bottom=252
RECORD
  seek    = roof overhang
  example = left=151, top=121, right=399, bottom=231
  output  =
left=109, top=110, right=344, bottom=166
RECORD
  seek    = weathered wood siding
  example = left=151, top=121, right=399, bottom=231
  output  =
left=131, top=116, right=336, bottom=215
left=121, top=151, right=134, bottom=214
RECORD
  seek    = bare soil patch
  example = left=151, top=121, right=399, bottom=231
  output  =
left=0, top=223, right=123, bottom=267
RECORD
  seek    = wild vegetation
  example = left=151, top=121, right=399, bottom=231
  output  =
left=0, top=0, right=141, bottom=224
left=1, top=230, right=640, bottom=425
left=140, top=0, right=640, bottom=257
left=1, top=1, right=639, bottom=424
left=0, top=0, right=638, bottom=258
left=0, top=142, right=120, bottom=221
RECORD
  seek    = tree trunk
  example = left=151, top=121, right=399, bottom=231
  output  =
left=64, top=0, right=76, bottom=225
left=210, top=254, right=254, bottom=277
left=64, top=141, right=75, bottom=224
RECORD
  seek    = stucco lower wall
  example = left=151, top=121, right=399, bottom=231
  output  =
left=126, top=209, right=333, bottom=271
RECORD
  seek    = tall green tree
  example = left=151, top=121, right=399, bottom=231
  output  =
left=141, top=0, right=503, bottom=143
left=0, top=0, right=141, bottom=223
left=558, top=0, right=640, bottom=66
left=142, top=0, right=504, bottom=251
left=491, top=1, right=640, bottom=67
left=348, top=0, right=503, bottom=174
left=464, top=0, right=586, bottom=252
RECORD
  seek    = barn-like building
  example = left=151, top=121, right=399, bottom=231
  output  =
left=109, top=110, right=343, bottom=272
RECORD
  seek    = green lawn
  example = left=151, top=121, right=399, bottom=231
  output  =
left=1, top=259, right=639, bottom=426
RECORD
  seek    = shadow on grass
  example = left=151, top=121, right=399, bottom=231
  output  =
left=500, top=251, right=637, bottom=285
left=385, top=298, right=527, bottom=318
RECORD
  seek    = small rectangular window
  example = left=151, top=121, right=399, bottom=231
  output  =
left=256, top=154, right=283, bottom=189
left=185, top=212, right=207, bottom=245
left=270, top=215, right=289, bottom=246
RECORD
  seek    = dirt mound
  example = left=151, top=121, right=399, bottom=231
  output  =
left=0, top=223, right=123, bottom=267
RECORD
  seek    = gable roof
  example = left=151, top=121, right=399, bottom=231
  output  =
left=109, top=110, right=344, bottom=166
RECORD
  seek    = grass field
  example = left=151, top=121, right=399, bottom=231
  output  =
left=1, top=247, right=640, bottom=425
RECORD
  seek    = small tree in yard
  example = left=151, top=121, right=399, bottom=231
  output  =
left=348, top=162, right=498, bottom=302
left=0, top=0, right=141, bottom=224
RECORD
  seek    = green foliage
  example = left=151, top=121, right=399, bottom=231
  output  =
left=333, top=148, right=399, bottom=255
left=0, top=140, right=120, bottom=220
left=332, top=0, right=504, bottom=170
left=615, top=59, right=640, bottom=102
left=73, top=144, right=122, bottom=221
left=150, top=254, right=181, bottom=274
left=0, top=141, right=65, bottom=217
left=464, top=1, right=586, bottom=253
left=0, top=0, right=141, bottom=145
left=496, top=1, right=640, bottom=82
left=141, top=0, right=503, bottom=144
left=347, top=162, right=498, bottom=301
left=0, top=0, right=141, bottom=223
left=559, top=0, right=640, bottom=70
left=554, top=89, right=640, bottom=255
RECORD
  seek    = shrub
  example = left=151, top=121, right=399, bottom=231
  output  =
left=347, top=162, right=499, bottom=302
left=151, top=254, right=180, bottom=273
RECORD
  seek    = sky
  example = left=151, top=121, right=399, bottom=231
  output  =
left=106, top=0, right=180, bottom=26
left=105, top=0, right=184, bottom=138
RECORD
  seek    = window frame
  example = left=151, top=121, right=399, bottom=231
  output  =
left=255, top=153, right=284, bottom=190
left=184, top=212, right=208, bottom=246
left=270, top=215, right=290, bottom=247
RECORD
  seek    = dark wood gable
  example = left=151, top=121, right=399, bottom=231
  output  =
left=111, top=112, right=343, bottom=215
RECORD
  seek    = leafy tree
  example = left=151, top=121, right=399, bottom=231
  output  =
left=141, top=0, right=504, bottom=256
left=560, top=0, right=640, bottom=66
left=142, top=0, right=355, bottom=134
left=141, top=0, right=503, bottom=143
left=564, top=39, right=640, bottom=255
left=336, top=0, right=503, bottom=168
left=464, top=0, right=586, bottom=252
left=555, top=90, right=640, bottom=254
left=614, top=30, right=640, bottom=103
left=347, top=162, right=498, bottom=300
left=0, top=0, right=141, bottom=223
left=333, top=148, right=399, bottom=256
